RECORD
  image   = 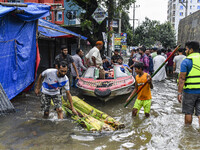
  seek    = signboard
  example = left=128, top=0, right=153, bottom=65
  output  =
left=121, top=33, right=127, bottom=50
left=121, top=43, right=127, bottom=50
left=121, top=33, right=127, bottom=42
left=114, top=33, right=121, bottom=50
left=92, top=6, right=108, bottom=24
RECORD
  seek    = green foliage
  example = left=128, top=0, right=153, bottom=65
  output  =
left=119, top=10, right=132, bottom=45
left=81, top=19, right=92, bottom=31
left=126, top=28, right=134, bottom=45
left=133, top=18, right=176, bottom=48
left=118, top=0, right=136, bottom=10
left=70, top=0, right=135, bottom=46
left=157, top=22, right=176, bottom=48
left=121, top=11, right=131, bottom=33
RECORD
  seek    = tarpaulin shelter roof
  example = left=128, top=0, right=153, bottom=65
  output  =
left=38, top=19, right=87, bottom=40
left=0, top=3, right=50, bottom=21
left=0, top=3, right=50, bottom=100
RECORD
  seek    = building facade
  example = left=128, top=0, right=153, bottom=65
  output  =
left=167, top=0, right=200, bottom=38
left=0, top=0, right=83, bottom=26
left=64, top=0, right=82, bottom=26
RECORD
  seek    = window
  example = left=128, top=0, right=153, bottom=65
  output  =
left=66, top=10, right=77, bottom=20
left=190, top=0, right=192, bottom=2
left=180, top=5, right=184, bottom=10
left=198, top=0, right=200, bottom=3
left=173, top=11, right=175, bottom=16
left=46, top=13, right=52, bottom=21
left=198, top=6, right=200, bottom=9
left=173, top=4, right=176, bottom=9
left=56, top=11, right=62, bottom=21
left=173, top=17, right=175, bottom=22
left=180, top=12, right=183, bottom=16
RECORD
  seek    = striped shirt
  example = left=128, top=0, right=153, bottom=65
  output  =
left=41, top=69, right=69, bottom=95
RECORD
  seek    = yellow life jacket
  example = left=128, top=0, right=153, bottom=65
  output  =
left=184, top=53, right=200, bottom=89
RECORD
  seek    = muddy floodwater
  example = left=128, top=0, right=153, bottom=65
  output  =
left=1, top=78, right=200, bottom=150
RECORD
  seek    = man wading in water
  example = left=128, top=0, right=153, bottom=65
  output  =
left=126, top=62, right=153, bottom=117
left=178, top=41, right=200, bottom=126
left=35, top=61, right=78, bottom=119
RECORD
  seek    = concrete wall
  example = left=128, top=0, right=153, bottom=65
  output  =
left=178, top=10, right=200, bottom=47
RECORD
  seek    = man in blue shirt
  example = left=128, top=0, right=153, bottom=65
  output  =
left=178, top=41, right=200, bottom=126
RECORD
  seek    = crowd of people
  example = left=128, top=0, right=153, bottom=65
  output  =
left=34, top=39, right=200, bottom=127
left=128, top=46, right=186, bottom=81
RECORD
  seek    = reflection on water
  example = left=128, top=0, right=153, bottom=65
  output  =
left=1, top=79, right=200, bottom=150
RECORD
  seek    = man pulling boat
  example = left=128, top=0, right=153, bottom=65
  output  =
left=35, top=61, right=78, bottom=119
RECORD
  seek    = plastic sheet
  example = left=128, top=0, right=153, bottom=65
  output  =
left=38, top=19, right=87, bottom=40
left=0, top=3, right=50, bottom=99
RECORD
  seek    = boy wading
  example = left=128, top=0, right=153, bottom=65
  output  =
left=126, top=62, right=153, bottom=117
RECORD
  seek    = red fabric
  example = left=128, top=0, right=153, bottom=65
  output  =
left=53, top=35, right=75, bottom=38
left=35, top=42, right=41, bottom=77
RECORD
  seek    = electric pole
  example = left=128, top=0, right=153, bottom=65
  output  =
left=179, top=0, right=188, bottom=17
left=133, top=2, right=135, bottom=32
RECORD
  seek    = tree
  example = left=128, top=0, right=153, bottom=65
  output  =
left=121, top=11, right=133, bottom=45
left=69, top=0, right=135, bottom=48
left=133, top=17, right=176, bottom=48
left=156, top=22, right=176, bottom=48
left=133, top=18, right=160, bottom=47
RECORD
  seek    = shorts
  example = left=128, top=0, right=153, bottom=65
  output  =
left=41, top=94, right=62, bottom=112
left=133, top=99, right=151, bottom=114
left=182, top=92, right=200, bottom=116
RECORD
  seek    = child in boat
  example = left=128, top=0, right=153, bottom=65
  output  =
left=126, top=62, right=153, bottom=117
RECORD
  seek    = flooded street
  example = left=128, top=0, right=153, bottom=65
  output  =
left=1, top=78, right=200, bottom=150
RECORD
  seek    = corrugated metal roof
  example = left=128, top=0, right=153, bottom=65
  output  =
left=0, top=83, right=15, bottom=115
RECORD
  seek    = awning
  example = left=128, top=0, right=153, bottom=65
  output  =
left=38, top=19, right=87, bottom=40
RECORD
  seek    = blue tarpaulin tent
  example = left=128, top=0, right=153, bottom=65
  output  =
left=0, top=3, right=50, bottom=100
left=38, top=19, right=87, bottom=40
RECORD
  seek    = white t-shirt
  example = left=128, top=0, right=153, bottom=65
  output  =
left=41, top=69, right=69, bottom=95
left=173, top=55, right=186, bottom=73
left=85, top=46, right=102, bottom=65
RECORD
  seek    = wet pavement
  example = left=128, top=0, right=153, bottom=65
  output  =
left=0, top=78, right=200, bottom=150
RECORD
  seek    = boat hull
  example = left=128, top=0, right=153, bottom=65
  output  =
left=77, top=84, right=133, bottom=102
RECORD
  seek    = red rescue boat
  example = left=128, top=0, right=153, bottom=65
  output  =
left=77, top=65, right=135, bottom=102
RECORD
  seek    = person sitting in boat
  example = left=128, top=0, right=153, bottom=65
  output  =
left=111, top=49, right=123, bottom=65
left=117, top=57, right=132, bottom=73
left=102, top=56, right=111, bottom=71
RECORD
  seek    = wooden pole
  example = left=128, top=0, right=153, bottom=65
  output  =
left=0, top=2, right=27, bottom=7
left=78, top=36, right=81, bottom=49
